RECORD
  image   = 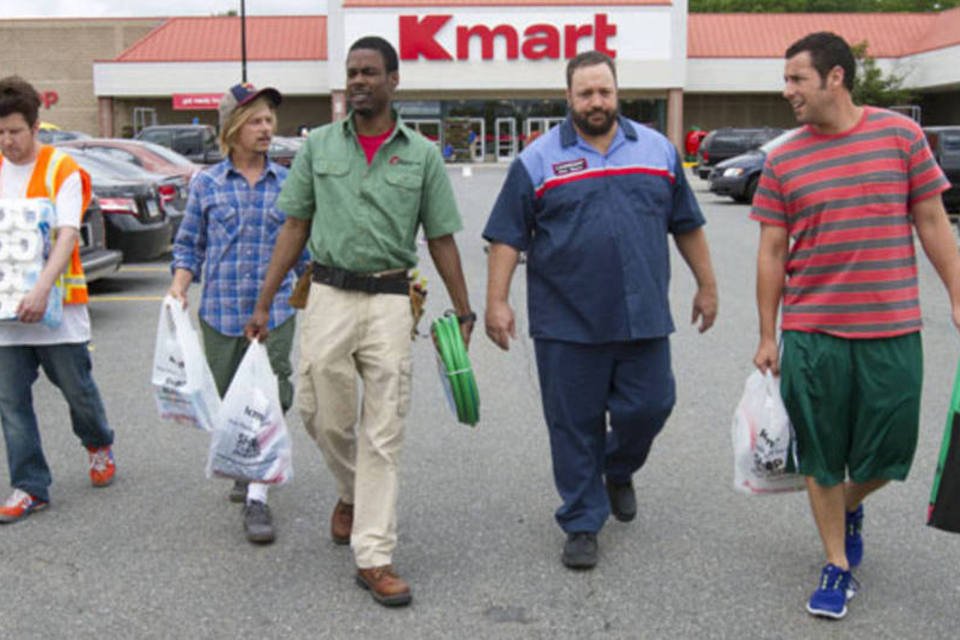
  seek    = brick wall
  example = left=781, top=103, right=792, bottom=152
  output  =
left=683, top=93, right=795, bottom=131
left=0, top=18, right=161, bottom=134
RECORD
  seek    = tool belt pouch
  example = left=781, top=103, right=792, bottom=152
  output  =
left=409, top=281, right=427, bottom=340
left=312, top=263, right=410, bottom=295
left=288, top=266, right=312, bottom=310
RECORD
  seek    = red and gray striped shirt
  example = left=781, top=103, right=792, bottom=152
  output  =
left=750, top=107, right=950, bottom=338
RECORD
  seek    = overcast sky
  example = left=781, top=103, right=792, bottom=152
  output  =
left=5, top=0, right=328, bottom=18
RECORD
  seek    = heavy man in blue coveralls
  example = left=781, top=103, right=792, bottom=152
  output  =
left=483, top=51, right=719, bottom=569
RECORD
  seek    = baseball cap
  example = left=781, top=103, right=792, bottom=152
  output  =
left=218, top=82, right=282, bottom=128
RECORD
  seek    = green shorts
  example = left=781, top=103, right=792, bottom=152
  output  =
left=780, top=330, right=923, bottom=487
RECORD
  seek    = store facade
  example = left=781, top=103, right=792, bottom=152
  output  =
left=3, top=2, right=958, bottom=161
left=324, top=0, right=686, bottom=158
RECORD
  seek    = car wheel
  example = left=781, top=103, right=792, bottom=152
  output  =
left=744, top=175, right=759, bottom=203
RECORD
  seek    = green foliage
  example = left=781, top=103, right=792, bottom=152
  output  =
left=850, top=41, right=916, bottom=107
left=690, top=0, right=959, bottom=12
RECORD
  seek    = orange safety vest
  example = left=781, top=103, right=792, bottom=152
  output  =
left=0, top=145, right=92, bottom=304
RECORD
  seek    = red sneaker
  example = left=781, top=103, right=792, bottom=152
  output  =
left=87, top=446, right=116, bottom=487
left=0, top=489, right=49, bottom=524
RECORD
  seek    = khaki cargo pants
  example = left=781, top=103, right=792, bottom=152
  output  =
left=296, top=282, right=413, bottom=568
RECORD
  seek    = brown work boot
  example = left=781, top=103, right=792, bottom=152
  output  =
left=355, top=565, right=412, bottom=607
left=331, top=499, right=353, bottom=545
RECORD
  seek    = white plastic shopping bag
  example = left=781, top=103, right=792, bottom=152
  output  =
left=152, top=296, right=221, bottom=432
left=207, top=341, right=292, bottom=485
left=732, top=370, right=806, bottom=495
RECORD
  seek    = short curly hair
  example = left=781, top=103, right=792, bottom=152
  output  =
left=0, top=76, right=41, bottom=127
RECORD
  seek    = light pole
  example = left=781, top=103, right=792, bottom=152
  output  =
left=240, top=0, right=248, bottom=82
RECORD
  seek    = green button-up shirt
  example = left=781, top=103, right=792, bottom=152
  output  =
left=277, top=112, right=462, bottom=273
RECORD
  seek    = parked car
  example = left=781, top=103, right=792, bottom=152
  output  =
left=924, top=126, right=960, bottom=214
left=695, top=127, right=785, bottom=180
left=135, top=124, right=223, bottom=165
left=59, top=148, right=173, bottom=262
left=60, top=143, right=186, bottom=237
left=268, top=136, right=304, bottom=167
left=59, top=138, right=199, bottom=180
left=38, top=129, right=90, bottom=144
left=708, top=129, right=800, bottom=203
left=59, top=138, right=195, bottom=231
left=79, top=197, right=123, bottom=283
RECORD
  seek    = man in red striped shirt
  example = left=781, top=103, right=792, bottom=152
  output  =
left=752, top=32, right=960, bottom=620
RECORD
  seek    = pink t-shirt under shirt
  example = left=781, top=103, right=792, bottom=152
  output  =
left=357, top=127, right=395, bottom=165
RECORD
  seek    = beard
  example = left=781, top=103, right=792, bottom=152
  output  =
left=571, top=106, right=618, bottom=137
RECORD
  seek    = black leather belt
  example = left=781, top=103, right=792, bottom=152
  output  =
left=311, top=263, right=409, bottom=295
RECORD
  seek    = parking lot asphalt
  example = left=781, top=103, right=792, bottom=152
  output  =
left=2, top=165, right=959, bottom=639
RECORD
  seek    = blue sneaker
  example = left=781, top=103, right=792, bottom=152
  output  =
left=846, top=504, right=864, bottom=568
left=806, top=563, right=857, bottom=619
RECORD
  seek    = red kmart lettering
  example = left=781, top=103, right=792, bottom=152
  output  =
left=398, top=14, right=617, bottom=61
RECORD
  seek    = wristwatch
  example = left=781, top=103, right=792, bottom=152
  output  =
left=457, top=311, right=477, bottom=325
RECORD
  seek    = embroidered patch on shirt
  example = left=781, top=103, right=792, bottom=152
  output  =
left=552, top=158, right=587, bottom=176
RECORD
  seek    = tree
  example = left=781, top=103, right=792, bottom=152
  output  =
left=690, top=0, right=959, bottom=11
left=850, top=41, right=916, bottom=107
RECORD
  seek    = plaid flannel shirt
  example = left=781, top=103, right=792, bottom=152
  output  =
left=172, top=157, right=306, bottom=336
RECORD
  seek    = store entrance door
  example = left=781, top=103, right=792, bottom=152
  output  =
left=466, top=117, right=485, bottom=162
left=444, top=117, right=486, bottom=162
left=408, top=119, right=443, bottom=150
left=132, top=107, right=157, bottom=135
left=523, top=117, right=564, bottom=146
left=495, top=117, right=517, bottom=162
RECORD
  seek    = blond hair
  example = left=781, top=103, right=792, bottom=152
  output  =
left=218, top=96, right=277, bottom=155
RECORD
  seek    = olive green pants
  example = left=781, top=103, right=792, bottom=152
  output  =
left=198, top=316, right=296, bottom=412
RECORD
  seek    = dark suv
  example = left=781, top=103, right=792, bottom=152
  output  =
left=924, top=126, right=960, bottom=214
left=695, top=127, right=785, bottom=180
left=135, top=125, right=223, bottom=165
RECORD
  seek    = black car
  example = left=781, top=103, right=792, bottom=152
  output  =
left=924, top=126, right=960, bottom=214
left=59, top=140, right=191, bottom=237
left=62, top=148, right=173, bottom=262
left=708, top=129, right=799, bottom=204
left=696, top=127, right=785, bottom=180
left=135, top=125, right=223, bottom=165
left=79, top=197, right=123, bottom=283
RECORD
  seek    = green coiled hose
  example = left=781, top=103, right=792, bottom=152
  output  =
left=431, top=313, right=480, bottom=426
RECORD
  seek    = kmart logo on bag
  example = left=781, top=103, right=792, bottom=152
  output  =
left=244, top=405, right=267, bottom=423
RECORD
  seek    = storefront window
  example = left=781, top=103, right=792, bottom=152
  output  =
left=394, top=97, right=664, bottom=162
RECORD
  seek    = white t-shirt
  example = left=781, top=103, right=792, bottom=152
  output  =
left=0, top=156, right=91, bottom=345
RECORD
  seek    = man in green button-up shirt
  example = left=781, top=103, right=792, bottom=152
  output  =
left=246, top=36, right=473, bottom=608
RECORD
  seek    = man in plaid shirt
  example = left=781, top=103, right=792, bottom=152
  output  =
left=169, top=83, right=307, bottom=544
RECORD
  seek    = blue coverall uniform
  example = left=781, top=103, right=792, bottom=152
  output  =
left=483, top=116, right=705, bottom=532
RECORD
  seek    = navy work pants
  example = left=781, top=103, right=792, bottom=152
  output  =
left=534, top=337, right=675, bottom=533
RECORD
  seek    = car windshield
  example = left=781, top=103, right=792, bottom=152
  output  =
left=38, top=130, right=88, bottom=144
left=63, top=150, right=151, bottom=183
left=136, top=139, right=197, bottom=167
left=759, top=129, right=801, bottom=154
